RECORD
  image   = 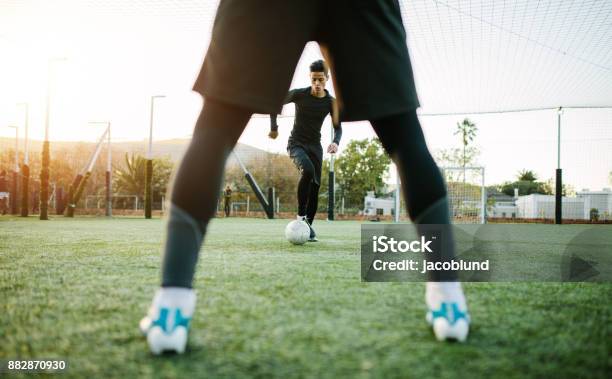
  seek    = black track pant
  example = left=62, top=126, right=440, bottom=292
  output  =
left=288, top=144, right=322, bottom=225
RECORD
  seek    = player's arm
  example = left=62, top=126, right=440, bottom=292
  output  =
left=327, top=98, right=342, bottom=153
left=269, top=89, right=299, bottom=139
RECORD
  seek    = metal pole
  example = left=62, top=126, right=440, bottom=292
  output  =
left=12, top=126, right=18, bottom=173
left=555, top=107, right=563, bottom=224
left=18, top=103, right=29, bottom=217
left=267, top=187, right=275, bottom=219
left=146, top=95, right=165, bottom=219
left=17, top=103, right=29, bottom=165
left=106, top=123, right=112, bottom=217
left=40, top=58, right=66, bottom=220
left=8, top=126, right=19, bottom=215
left=481, top=167, right=486, bottom=224
left=88, top=121, right=112, bottom=216
left=40, top=63, right=52, bottom=220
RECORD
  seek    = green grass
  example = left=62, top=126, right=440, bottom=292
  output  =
left=0, top=216, right=610, bottom=378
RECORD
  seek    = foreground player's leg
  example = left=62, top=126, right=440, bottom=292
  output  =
left=371, top=110, right=469, bottom=342
left=140, top=99, right=252, bottom=354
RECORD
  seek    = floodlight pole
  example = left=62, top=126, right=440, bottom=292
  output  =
left=17, top=103, right=29, bottom=217
left=107, top=124, right=112, bottom=217
left=8, top=125, right=19, bottom=215
left=555, top=107, right=563, bottom=225
left=89, top=121, right=112, bottom=217
left=145, top=95, right=165, bottom=219
left=40, top=57, right=66, bottom=220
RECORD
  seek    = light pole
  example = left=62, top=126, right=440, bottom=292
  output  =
left=145, top=95, right=165, bottom=219
left=7, top=125, right=19, bottom=215
left=40, top=57, right=67, bottom=220
left=555, top=107, right=563, bottom=225
left=89, top=121, right=112, bottom=217
left=17, top=102, right=29, bottom=217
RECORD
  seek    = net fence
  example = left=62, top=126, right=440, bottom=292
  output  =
left=219, top=107, right=611, bottom=224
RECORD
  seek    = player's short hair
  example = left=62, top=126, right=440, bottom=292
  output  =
left=310, top=60, right=329, bottom=76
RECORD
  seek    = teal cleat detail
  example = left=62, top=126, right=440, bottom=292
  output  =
left=426, top=302, right=470, bottom=342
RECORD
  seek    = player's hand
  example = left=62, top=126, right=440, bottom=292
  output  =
left=327, top=143, right=338, bottom=154
left=268, top=130, right=278, bottom=139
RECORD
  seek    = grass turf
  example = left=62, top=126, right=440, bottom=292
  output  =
left=0, top=216, right=610, bottom=378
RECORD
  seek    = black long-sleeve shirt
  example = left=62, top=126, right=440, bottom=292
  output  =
left=271, top=87, right=342, bottom=146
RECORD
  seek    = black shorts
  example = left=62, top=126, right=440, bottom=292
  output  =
left=194, top=0, right=419, bottom=121
left=288, top=143, right=323, bottom=186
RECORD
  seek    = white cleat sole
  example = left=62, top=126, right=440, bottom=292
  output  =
left=432, top=318, right=469, bottom=342
left=147, top=326, right=188, bottom=355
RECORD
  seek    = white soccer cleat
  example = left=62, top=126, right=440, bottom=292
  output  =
left=426, top=302, right=470, bottom=342
left=425, top=282, right=470, bottom=342
left=140, top=287, right=196, bottom=355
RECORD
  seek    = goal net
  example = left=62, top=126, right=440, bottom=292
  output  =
left=441, top=166, right=486, bottom=224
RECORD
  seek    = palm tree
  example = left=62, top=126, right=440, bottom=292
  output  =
left=517, top=170, right=538, bottom=182
left=113, top=153, right=148, bottom=200
left=454, top=118, right=477, bottom=182
left=113, top=153, right=174, bottom=208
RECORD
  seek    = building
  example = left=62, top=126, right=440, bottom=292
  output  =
left=513, top=189, right=611, bottom=221
left=515, top=194, right=585, bottom=220
left=487, top=193, right=518, bottom=219
left=363, top=191, right=395, bottom=216
left=576, top=189, right=612, bottom=221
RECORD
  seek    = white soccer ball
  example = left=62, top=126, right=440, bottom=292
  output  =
left=285, top=220, right=310, bottom=245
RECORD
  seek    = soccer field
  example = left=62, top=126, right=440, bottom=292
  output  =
left=1, top=217, right=610, bottom=378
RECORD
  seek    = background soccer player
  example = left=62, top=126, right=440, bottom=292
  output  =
left=140, top=0, right=470, bottom=354
left=0, top=170, right=8, bottom=215
left=223, top=185, right=232, bottom=217
left=268, top=60, right=342, bottom=242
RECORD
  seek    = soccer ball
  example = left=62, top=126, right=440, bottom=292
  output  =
left=285, top=220, right=310, bottom=245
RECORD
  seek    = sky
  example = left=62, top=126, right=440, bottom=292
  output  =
left=0, top=0, right=610, bottom=189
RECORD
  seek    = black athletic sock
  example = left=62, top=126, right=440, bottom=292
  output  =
left=370, top=110, right=457, bottom=281
left=161, top=99, right=252, bottom=288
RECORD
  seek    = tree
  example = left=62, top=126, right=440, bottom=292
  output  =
left=497, top=170, right=575, bottom=197
left=435, top=147, right=480, bottom=182
left=113, top=153, right=174, bottom=203
left=517, top=169, right=538, bottom=182
left=454, top=118, right=478, bottom=170
left=542, top=178, right=575, bottom=197
left=335, top=138, right=391, bottom=210
left=434, top=118, right=479, bottom=183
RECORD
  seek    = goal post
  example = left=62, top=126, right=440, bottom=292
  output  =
left=440, top=166, right=486, bottom=224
